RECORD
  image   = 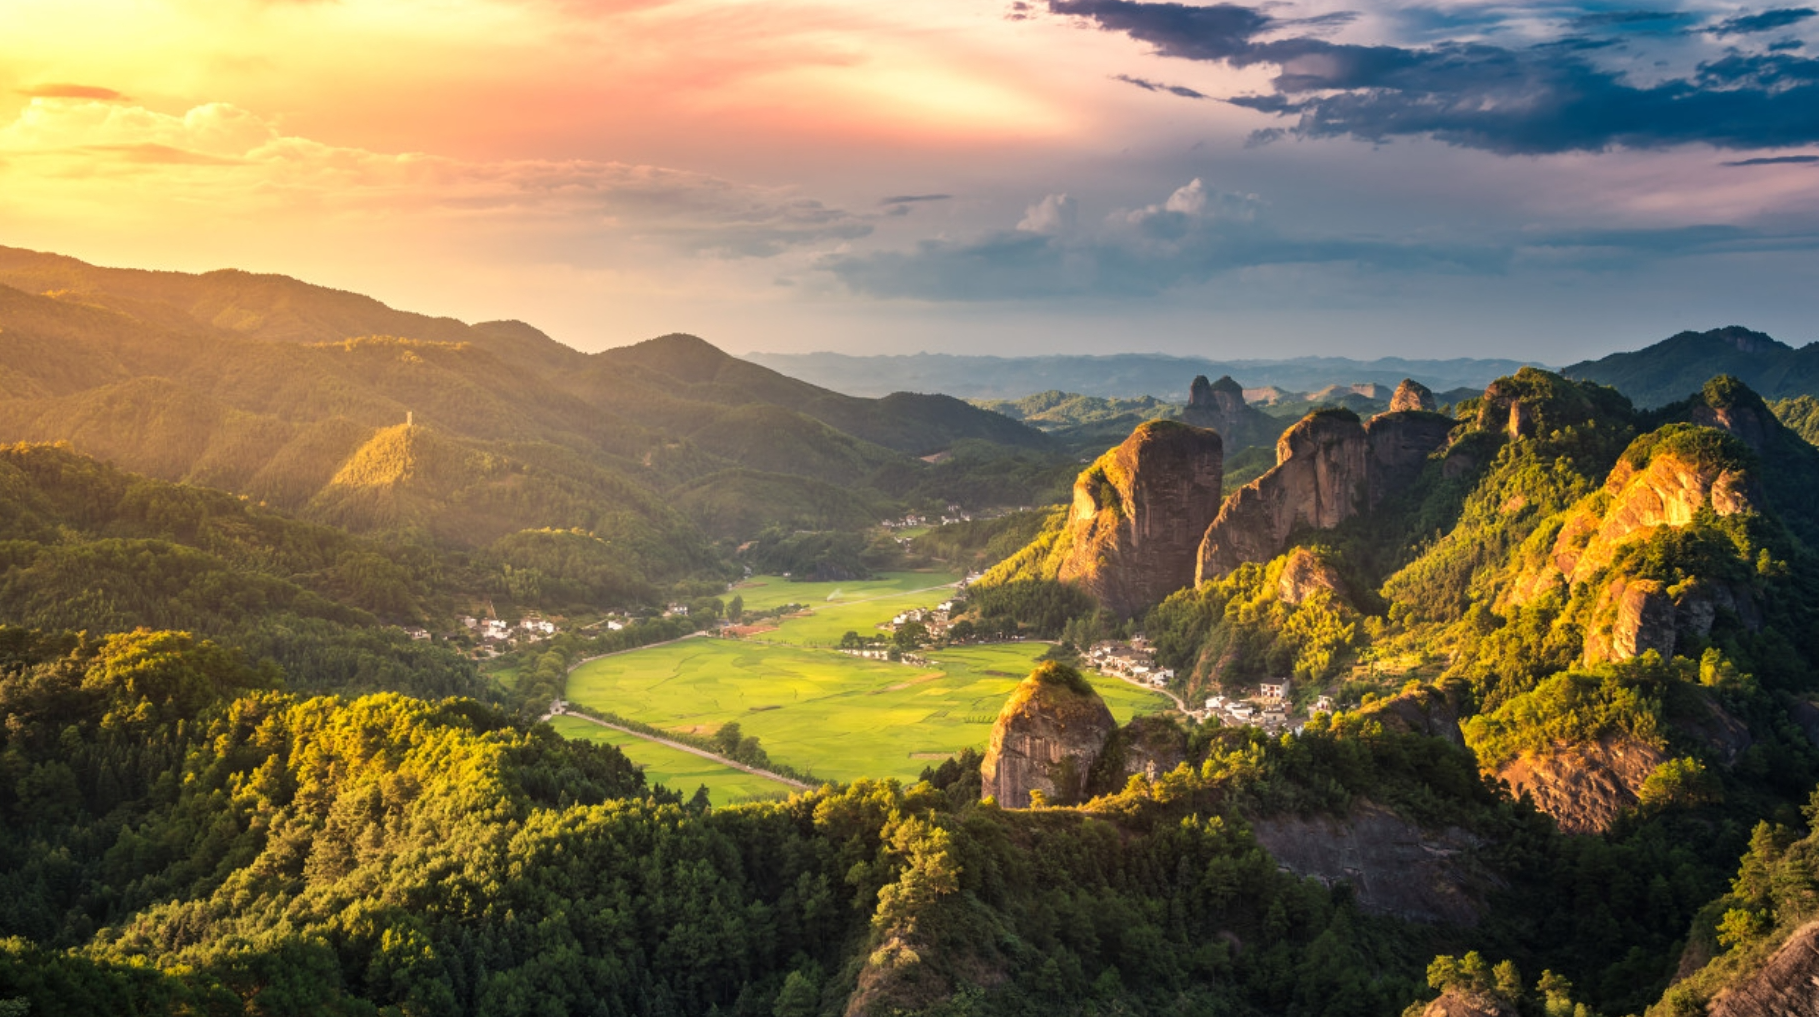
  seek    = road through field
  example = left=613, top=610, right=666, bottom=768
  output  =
left=553, top=710, right=812, bottom=791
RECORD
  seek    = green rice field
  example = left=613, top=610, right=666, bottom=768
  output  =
left=545, top=714, right=795, bottom=805
left=564, top=589, right=1171, bottom=783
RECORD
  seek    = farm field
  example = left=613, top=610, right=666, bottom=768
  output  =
left=564, top=633, right=1169, bottom=784
left=545, top=715, right=795, bottom=805
left=732, top=570, right=960, bottom=612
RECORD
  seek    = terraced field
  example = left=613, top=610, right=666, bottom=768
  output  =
left=565, top=575, right=1171, bottom=783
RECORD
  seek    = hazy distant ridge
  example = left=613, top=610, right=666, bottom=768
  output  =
left=743, top=350, right=1548, bottom=400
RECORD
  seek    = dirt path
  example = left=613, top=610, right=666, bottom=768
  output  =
left=550, top=709, right=814, bottom=792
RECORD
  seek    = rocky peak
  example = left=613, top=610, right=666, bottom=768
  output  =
left=1495, top=735, right=1668, bottom=835
left=1684, top=375, right=1777, bottom=452
left=1197, top=410, right=1368, bottom=581
left=1183, top=374, right=1282, bottom=448
left=1056, top=420, right=1223, bottom=617
left=980, top=662, right=1118, bottom=808
left=1198, top=407, right=1450, bottom=582
left=1552, top=427, right=1759, bottom=589
left=1389, top=378, right=1436, bottom=413
left=1277, top=547, right=1346, bottom=605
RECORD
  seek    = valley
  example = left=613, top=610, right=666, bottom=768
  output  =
left=559, top=572, right=1171, bottom=785
left=8, top=245, right=1819, bottom=1016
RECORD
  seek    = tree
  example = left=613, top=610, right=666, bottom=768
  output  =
left=894, top=621, right=928, bottom=651
left=728, top=595, right=744, bottom=622
left=713, top=722, right=743, bottom=757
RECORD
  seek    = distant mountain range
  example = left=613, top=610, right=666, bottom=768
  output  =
left=1566, top=324, right=1819, bottom=408
left=742, top=350, right=1546, bottom=400
left=0, top=245, right=1066, bottom=575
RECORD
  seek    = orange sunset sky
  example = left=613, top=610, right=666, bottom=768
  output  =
left=4, top=0, right=1818, bottom=360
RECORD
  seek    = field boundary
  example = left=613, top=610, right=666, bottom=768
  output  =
left=554, top=709, right=814, bottom=792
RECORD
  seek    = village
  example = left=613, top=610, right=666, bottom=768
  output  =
left=1085, top=637, right=1336, bottom=734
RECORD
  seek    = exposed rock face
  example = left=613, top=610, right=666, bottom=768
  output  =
left=1493, top=736, right=1667, bottom=835
left=1250, top=801, right=1487, bottom=925
left=1707, top=920, right=1819, bottom=1017
left=1087, top=713, right=1190, bottom=796
left=1554, top=450, right=1759, bottom=587
left=1182, top=374, right=1282, bottom=449
left=1056, top=420, right=1223, bottom=617
left=1390, top=378, right=1437, bottom=413
left=980, top=662, right=1118, bottom=808
left=1367, top=411, right=1457, bottom=508
left=1359, top=684, right=1467, bottom=749
left=1583, top=578, right=1679, bottom=663
left=1198, top=408, right=1450, bottom=582
left=1277, top=547, right=1346, bottom=605
left=1421, top=991, right=1516, bottom=1017
left=1198, top=411, right=1367, bottom=581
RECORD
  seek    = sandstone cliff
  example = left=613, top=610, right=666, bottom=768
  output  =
left=1056, top=420, right=1223, bottom=616
left=1493, top=735, right=1666, bottom=835
left=1421, top=990, right=1516, bottom=1017
left=1500, top=424, right=1765, bottom=663
left=1390, top=378, right=1437, bottom=413
left=980, top=662, right=1118, bottom=808
left=1250, top=800, right=1488, bottom=925
left=1705, top=920, right=1819, bottom=1017
left=1276, top=547, right=1346, bottom=606
left=1197, top=407, right=1450, bottom=582
left=1197, top=410, right=1368, bottom=581
left=1181, top=374, right=1282, bottom=449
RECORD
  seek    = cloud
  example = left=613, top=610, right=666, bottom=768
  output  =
left=1569, top=9, right=1690, bottom=30
left=0, top=99, right=870, bottom=258
left=1016, top=193, right=1077, bottom=233
left=1723, top=153, right=1819, bottom=164
left=879, top=194, right=952, bottom=204
left=820, top=177, right=1505, bottom=300
left=1113, top=73, right=1208, bottom=98
left=1040, top=0, right=1819, bottom=155
left=16, top=84, right=128, bottom=101
left=1709, top=7, right=1817, bottom=35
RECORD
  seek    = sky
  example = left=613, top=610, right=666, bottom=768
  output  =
left=2, top=0, right=1817, bottom=363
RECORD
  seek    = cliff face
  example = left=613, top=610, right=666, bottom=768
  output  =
left=1251, top=801, right=1488, bottom=925
left=1553, top=449, right=1758, bottom=588
left=980, top=662, right=1118, bottom=808
left=1056, top=420, right=1223, bottom=617
left=1367, top=411, right=1457, bottom=508
left=1493, top=736, right=1666, bottom=835
left=1197, top=411, right=1368, bottom=581
left=1277, top=547, right=1346, bottom=605
left=1500, top=429, right=1765, bottom=663
left=1706, top=920, right=1819, bottom=1017
left=1390, top=378, right=1437, bottom=413
left=1197, top=408, right=1450, bottom=582
left=1182, top=374, right=1281, bottom=449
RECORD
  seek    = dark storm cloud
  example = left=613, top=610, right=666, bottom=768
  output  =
left=1722, top=153, right=1819, bottom=163
left=1709, top=7, right=1817, bottom=35
left=1569, top=9, right=1689, bottom=29
left=1043, top=0, right=1819, bottom=154
left=1114, top=73, right=1210, bottom=97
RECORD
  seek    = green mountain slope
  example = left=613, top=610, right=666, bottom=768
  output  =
left=1567, top=325, right=1819, bottom=408
left=0, top=247, right=1064, bottom=550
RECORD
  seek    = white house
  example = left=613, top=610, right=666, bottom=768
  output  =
left=1228, top=703, right=1255, bottom=719
left=606, top=620, right=625, bottom=632
left=1260, top=679, right=1291, bottom=701
left=1205, top=695, right=1227, bottom=710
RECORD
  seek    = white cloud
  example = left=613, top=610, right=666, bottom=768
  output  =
left=1016, top=192, right=1078, bottom=234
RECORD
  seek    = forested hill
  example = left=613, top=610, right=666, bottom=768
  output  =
left=1567, top=325, right=1819, bottom=408
left=0, top=246, right=1065, bottom=557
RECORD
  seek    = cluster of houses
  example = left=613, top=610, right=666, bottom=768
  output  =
left=885, top=600, right=960, bottom=639
left=1202, top=679, right=1338, bottom=733
left=1086, top=637, right=1176, bottom=688
left=456, top=614, right=559, bottom=646
left=881, top=505, right=978, bottom=531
